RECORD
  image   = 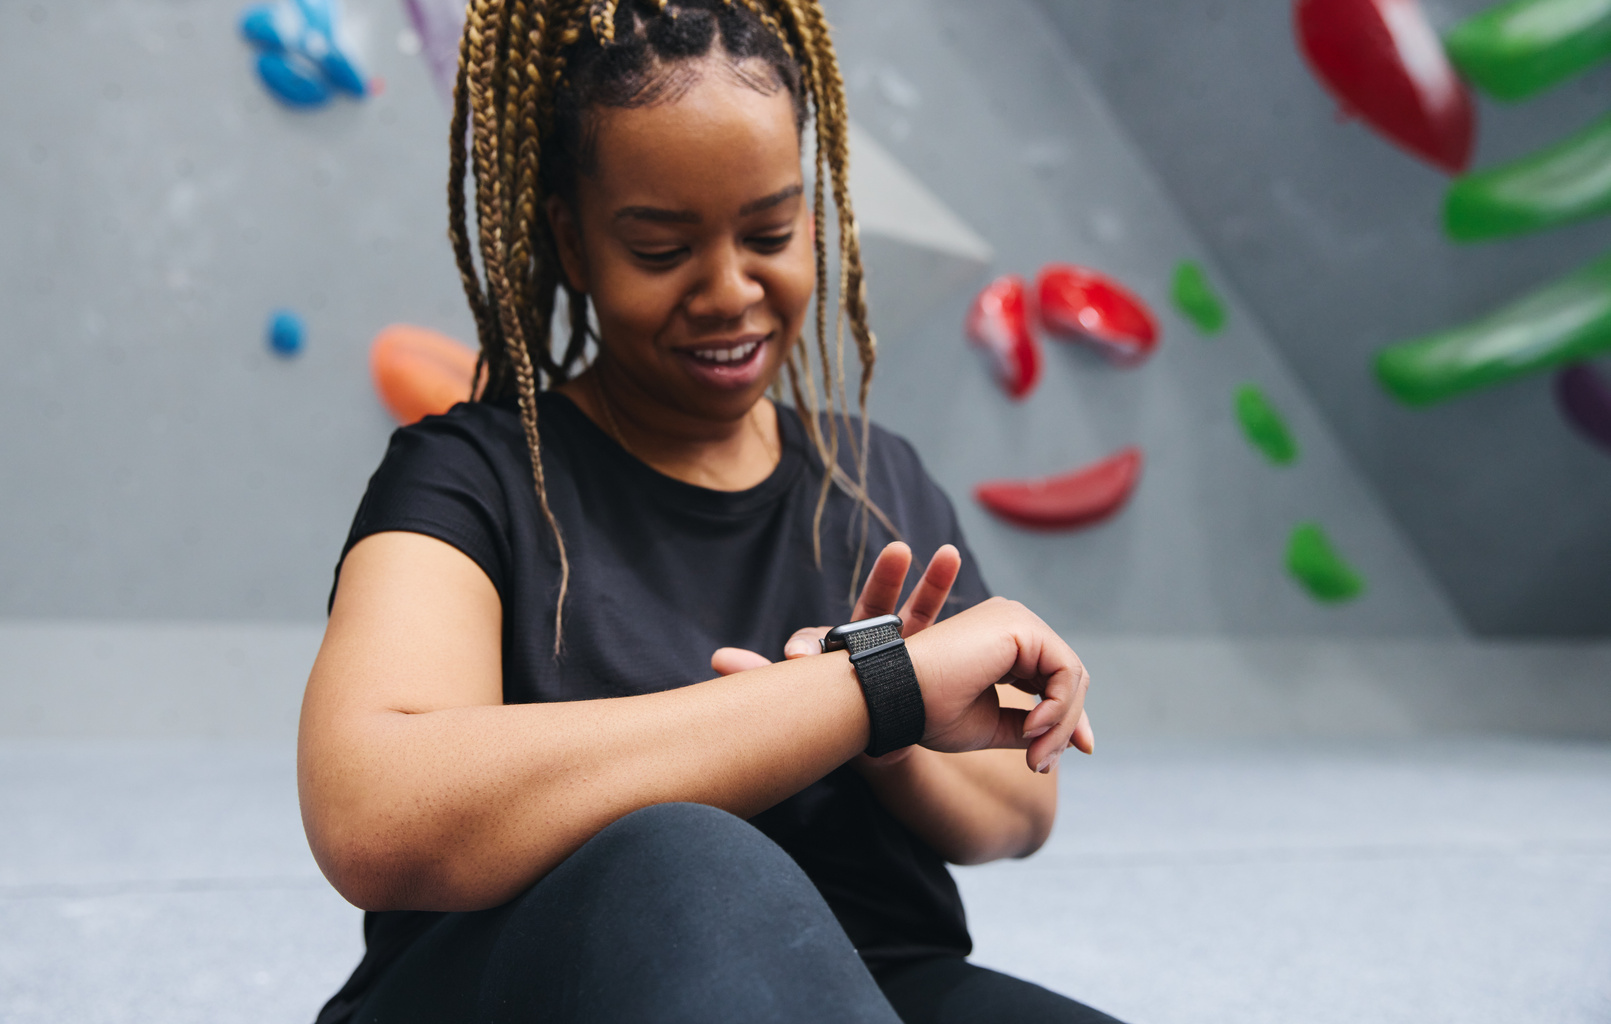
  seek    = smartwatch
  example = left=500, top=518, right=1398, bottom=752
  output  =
left=820, top=614, right=926, bottom=757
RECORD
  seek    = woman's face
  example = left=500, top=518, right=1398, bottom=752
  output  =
left=551, top=63, right=814, bottom=427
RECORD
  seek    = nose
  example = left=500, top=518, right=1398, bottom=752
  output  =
left=685, top=242, right=765, bottom=324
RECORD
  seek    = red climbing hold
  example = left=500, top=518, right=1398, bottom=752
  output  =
left=1295, top=0, right=1476, bottom=174
left=370, top=324, right=480, bottom=425
left=966, top=274, right=1041, bottom=400
left=974, top=446, right=1144, bottom=530
left=1035, top=264, right=1159, bottom=366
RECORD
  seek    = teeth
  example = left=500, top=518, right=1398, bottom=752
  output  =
left=691, top=340, right=759, bottom=364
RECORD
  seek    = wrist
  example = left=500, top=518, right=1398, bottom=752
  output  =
left=902, top=629, right=937, bottom=701
left=822, top=615, right=925, bottom=757
left=855, top=744, right=922, bottom=773
left=819, top=650, right=873, bottom=757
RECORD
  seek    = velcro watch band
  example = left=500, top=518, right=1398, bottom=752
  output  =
left=820, top=614, right=926, bottom=757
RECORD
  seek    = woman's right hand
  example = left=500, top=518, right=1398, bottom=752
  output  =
left=903, top=597, right=1092, bottom=774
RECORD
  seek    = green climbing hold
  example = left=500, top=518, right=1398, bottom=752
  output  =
left=1445, top=112, right=1611, bottom=242
left=1376, top=251, right=1611, bottom=405
left=1234, top=385, right=1299, bottom=465
left=1444, top=0, right=1611, bottom=102
left=1287, top=522, right=1365, bottom=603
left=1171, top=260, right=1226, bottom=335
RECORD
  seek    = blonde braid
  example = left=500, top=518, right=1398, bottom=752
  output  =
left=588, top=0, right=620, bottom=43
left=465, top=0, right=576, bottom=653
left=450, top=21, right=501, bottom=396
left=798, top=0, right=880, bottom=589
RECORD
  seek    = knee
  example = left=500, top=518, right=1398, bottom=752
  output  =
left=602, top=801, right=756, bottom=849
left=481, top=804, right=888, bottom=1024
left=590, top=802, right=783, bottom=879
left=543, top=803, right=804, bottom=910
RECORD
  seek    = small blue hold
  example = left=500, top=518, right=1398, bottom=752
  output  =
left=240, top=0, right=366, bottom=107
left=293, top=0, right=336, bottom=40
left=239, top=6, right=287, bottom=52
left=257, top=51, right=331, bottom=107
left=318, top=49, right=368, bottom=97
left=268, top=310, right=306, bottom=357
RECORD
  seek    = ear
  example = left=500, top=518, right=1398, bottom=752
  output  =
left=546, top=195, right=590, bottom=294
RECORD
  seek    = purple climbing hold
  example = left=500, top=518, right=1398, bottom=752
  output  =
left=402, top=0, right=468, bottom=101
left=1555, top=363, right=1611, bottom=453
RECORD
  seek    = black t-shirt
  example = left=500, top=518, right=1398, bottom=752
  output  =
left=315, top=391, right=991, bottom=1023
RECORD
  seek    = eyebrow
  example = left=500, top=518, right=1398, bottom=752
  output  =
left=739, top=183, right=803, bottom=216
left=612, top=184, right=804, bottom=224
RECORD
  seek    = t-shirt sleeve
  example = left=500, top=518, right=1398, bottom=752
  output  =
left=329, top=410, right=516, bottom=613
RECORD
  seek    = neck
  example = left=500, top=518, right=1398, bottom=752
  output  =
left=560, top=362, right=781, bottom=492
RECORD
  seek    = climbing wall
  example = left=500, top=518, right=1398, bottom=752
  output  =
left=0, top=0, right=1461, bottom=638
left=824, top=0, right=1462, bottom=636
left=1037, top=0, right=1611, bottom=636
left=0, top=0, right=472, bottom=619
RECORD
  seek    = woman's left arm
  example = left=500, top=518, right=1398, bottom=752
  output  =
left=712, top=542, right=1093, bottom=866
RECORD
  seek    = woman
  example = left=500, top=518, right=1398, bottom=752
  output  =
left=300, top=1, right=1116, bottom=1021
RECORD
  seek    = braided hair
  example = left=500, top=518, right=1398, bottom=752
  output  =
left=452, top=0, right=883, bottom=652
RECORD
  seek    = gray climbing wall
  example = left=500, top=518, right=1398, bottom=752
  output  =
left=826, top=0, right=1461, bottom=636
left=0, top=0, right=467, bottom=621
left=1034, top=0, right=1611, bottom=637
left=0, top=0, right=1462, bottom=639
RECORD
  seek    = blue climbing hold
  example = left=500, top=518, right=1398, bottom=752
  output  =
left=240, top=6, right=286, bottom=51
left=268, top=310, right=306, bottom=357
left=256, top=52, right=330, bottom=107
left=239, top=0, right=367, bottom=107
left=316, top=48, right=367, bottom=97
left=293, top=0, right=336, bottom=38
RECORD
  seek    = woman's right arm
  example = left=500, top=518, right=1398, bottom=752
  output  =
left=298, top=531, right=1086, bottom=915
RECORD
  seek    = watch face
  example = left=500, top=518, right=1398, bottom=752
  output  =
left=822, top=614, right=904, bottom=653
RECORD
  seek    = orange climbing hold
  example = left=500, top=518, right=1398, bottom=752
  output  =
left=370, top=324, right=479, bottom=425
left=974, top=446, right=1144, bottom=530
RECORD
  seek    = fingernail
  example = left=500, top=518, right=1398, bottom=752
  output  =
left=1023, top=724, right=1051, bottom=740
left=1037, top=751, right=1062, bottom=774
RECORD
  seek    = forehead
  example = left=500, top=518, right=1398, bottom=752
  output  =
left=584, top=70, right=803, bottom=216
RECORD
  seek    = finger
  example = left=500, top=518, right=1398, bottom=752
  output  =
left=1020, top=646, right=1091, bottom=773
left=710, top=647, right=771, bottom=676
left=987, top=705, right=1032, bottom=750
left=783, top=626, right=831, bottom=659
left=851, top=542, right=913, bottom=621
left=1069, top=710, right=1094, bottom=755
left=898, top=545, right=961, bottom=636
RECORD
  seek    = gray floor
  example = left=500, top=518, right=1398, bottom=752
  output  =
left=3, top=739, right=1608, bottom=1023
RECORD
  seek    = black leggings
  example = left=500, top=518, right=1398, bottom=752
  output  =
left=351, top=803, right=1123, bottom=1024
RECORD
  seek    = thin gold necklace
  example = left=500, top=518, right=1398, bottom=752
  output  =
left=594, top=371, right=780, bottom=476
left=750, top=399, right=781, bottom=468
left=591, top=372, right=639, bottom=461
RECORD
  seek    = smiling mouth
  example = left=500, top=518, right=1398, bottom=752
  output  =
left=684, top=337, right=765, bottom=365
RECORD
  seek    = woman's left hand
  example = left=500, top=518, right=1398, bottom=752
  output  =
left=710, top=541, right=1094, bottom=764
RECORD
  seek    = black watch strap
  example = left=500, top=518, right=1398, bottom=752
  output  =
left=820, top=614, right=926, bottom=757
